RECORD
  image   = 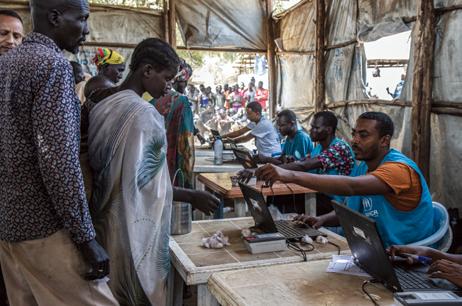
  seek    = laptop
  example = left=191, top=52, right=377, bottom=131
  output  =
left=211, top=129, right=238, bottom=150
left=210, top=129, right=220, bottom=137
left=233, top=148, right=258, bottom=169
left=238, top=182, right=325, bottom=239
left=331, top=200, right=446, bottom=292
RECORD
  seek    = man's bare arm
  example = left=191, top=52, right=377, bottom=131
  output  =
left=255, top=164, right=392, bottom=196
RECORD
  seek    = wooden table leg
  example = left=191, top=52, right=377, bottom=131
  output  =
left=167, top=264, right=184, bottom=306
left=234, top=198, right=247, bottom=217
left=197, top=284, right=219, bottom=306
left=305, top=193, right=316, bottom=216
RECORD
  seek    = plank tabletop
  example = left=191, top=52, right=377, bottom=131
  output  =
left=169, top=217, right=349, bottom=285
left=208, top=259, right=394, bottom=306
left=197, top=172, right=316, bottom=199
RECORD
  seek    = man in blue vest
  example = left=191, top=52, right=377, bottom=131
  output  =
left=280, top=111, right=354, bottom=177
left=255, top=112, right=436, bottom=247
left=258, top=109, right=314, bottom=164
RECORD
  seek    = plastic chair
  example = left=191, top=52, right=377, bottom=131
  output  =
left=409, top=201, right=453, bottom=252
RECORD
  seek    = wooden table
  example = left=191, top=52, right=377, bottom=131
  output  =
left=208, top=259, right=394, bottom=306
left=168, top=218, right=350, bottom=306
left=197, top=172, right=317, bottom=218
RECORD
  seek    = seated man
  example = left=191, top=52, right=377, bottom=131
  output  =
left=242, top=110, right=354, bottom=211
left=389, top=245, right=462, bottom=288
left=280, top=111, right=354, bottom=176
left=260, top=109, right=313, bottom=165
left=256, top=112, right=436, bottom=247
left=222, top=102, right=281, bottom=158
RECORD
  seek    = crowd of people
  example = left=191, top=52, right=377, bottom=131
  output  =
left=186, top=80, right=269, bottom=113
left=0, top=2, right=461, bottom=306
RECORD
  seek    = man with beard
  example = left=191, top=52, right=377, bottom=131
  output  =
left=256, top=112, right=436, bottom=248
left=0, top=0, right=117, bottom=304
left=240, top=111, right=354, bottom=211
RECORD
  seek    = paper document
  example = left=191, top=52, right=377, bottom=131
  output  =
left=326, top=255, right=370, bottom=277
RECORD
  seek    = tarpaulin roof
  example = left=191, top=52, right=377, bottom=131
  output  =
left=175, top=0, right=268, bottom=50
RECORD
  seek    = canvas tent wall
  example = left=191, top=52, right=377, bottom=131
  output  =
left=274, top=0, right=462, bottom=210
left=3, top=0, right=461, bottom=210
left=0, top=0, right=164, bottom=73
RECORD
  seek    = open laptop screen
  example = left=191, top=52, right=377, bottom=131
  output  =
left=233, top=148, right=258, bottom=169
left=238, top=182, right=278, bottom=233
left=331, top=201, right=402, bottom=292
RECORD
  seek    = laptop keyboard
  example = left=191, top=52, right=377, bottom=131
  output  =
left=394, top=267, right=434, bottom=289
left=275, top=220, right=324, bottom=239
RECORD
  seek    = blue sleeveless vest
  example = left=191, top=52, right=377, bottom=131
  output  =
left=346, top=149, right=436, bottom=247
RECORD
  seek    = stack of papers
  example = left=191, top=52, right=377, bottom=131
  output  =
left=326, top=255, right=370, bottom=277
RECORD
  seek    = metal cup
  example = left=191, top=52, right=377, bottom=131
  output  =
left=170, top=202, right=192, bottom=235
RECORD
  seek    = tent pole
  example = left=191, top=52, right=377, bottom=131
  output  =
left=411, top=0, right=435, bottom=181
left=315, top=0, right=326, bottom=112
left=168, top=0, right=176, bottom=48
left=266, top=0, right=277, bottom=118
left=163, top=0, right=169, bottom=42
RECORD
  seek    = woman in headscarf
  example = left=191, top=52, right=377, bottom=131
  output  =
left=82, top=47, right=126, bottom=105
left=150, top=59, right=195, bottom=189
left=93, top=47, right=126, bottom=84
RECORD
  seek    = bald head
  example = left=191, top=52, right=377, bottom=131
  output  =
left=30, top=0, right=90, bottom=53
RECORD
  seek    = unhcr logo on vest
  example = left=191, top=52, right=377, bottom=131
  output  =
left=362, top=197, right=379, bottom=218
left=361, top=197, right=373, bottom=211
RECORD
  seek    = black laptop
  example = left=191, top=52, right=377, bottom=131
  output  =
left=233, top=148, right=258, bottom=169
left=211, top=129, right=238, bottom=150
left=238, top=182, right=325, bottom=239
left=331, top=200, right=450, bottom=292
left=210, top=129, right=220, bottom=137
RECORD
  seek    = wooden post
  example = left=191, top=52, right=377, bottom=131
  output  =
left=168, top=0, right=177, bottom=48
left=411, top=0, right=435, bottom=181
left=266, top=0, right=277, bottom=118
left=163, top=0, right=169, bottom=42
left=315, top=0, right=326, bottom=112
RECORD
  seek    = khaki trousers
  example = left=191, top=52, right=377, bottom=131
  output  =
left=0, top=230, right=119, bottom=306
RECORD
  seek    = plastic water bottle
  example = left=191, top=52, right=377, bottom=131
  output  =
left=214, top=137, right=223, bottom=165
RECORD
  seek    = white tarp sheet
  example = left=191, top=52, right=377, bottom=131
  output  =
left=175, top=0, right=267, bottom=50
left=430, top=114, right=462, bottom=208
left=1, top=3, right=162, bottom=45
left=275, top=0, right=356, bottom=51
left=433, top=10, right=462, bottom=102
left=278, top=53, right=315, bottom=109
left=276, top=0, right=462, bottom=210
left=2, top=3, right=161, bottom=74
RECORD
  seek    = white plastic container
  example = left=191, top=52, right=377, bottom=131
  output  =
left=214, top=137, right=223, bottom=165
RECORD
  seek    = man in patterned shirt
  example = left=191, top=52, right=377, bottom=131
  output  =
left=0, top=0, right=117, bottom=304
left=278, top=111, right=355, bottom=211
left=280, top=111, right=354, bottom=176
